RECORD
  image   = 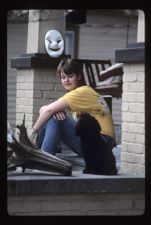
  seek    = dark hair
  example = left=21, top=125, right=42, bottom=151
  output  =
left=57, top=58, right=86, bottom=85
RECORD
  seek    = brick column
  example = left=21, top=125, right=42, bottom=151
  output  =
left=115, top=43, right=145, bottom=175
left=11, top=10, right=66, bottom=135
left=13, top=64, right=65, bottom=134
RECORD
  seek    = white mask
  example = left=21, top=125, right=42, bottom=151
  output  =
left=45, top=30, right=64, bottom=58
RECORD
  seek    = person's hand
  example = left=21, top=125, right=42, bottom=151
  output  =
left=53, top=112, right=66, bottom=120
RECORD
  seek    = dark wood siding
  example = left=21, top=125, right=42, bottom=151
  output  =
left=77, top=10, right=138, bottom=62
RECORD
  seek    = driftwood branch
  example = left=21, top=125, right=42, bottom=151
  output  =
left=7, top=115, right=72, bottom=176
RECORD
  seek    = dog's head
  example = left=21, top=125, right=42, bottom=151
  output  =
left=75, top=113, right=101, bottom=138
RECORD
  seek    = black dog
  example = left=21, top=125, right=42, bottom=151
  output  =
left=75, top=113, right=117, bottom=175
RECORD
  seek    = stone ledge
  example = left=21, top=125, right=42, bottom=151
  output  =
left=11, top=53, right=68, bottom=69
left=7, top=171, right=145, bottom=195
left=115, top=42, right=144, bottom=63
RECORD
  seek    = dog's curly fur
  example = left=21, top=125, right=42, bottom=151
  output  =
left=75, top=113, right=117, bottom=175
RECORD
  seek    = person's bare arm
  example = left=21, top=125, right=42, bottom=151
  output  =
left=33, top=99, right=69, bottom=132
left=40, top=105, right=65, bottom=120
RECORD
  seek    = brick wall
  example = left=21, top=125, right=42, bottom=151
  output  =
left=8, top=192, right=144, bottom=215
left=120, top=63, right=145, bottom=174
left=15, top=68, right=66, bottom=135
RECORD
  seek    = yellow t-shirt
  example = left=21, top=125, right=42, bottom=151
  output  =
left=60, top=86, right=115, bottom=139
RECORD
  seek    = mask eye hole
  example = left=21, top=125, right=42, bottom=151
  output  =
left=49, top=40, right=52, bottom=44
left=57, top=40, right=61, bottom=43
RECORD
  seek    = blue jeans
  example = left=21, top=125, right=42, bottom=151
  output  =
left=37, top=114, right=115, bottom=156
left=37, top=114, right=83, bottom=156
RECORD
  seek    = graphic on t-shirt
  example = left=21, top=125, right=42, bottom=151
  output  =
left=98, top=96, right=110, bottom=116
